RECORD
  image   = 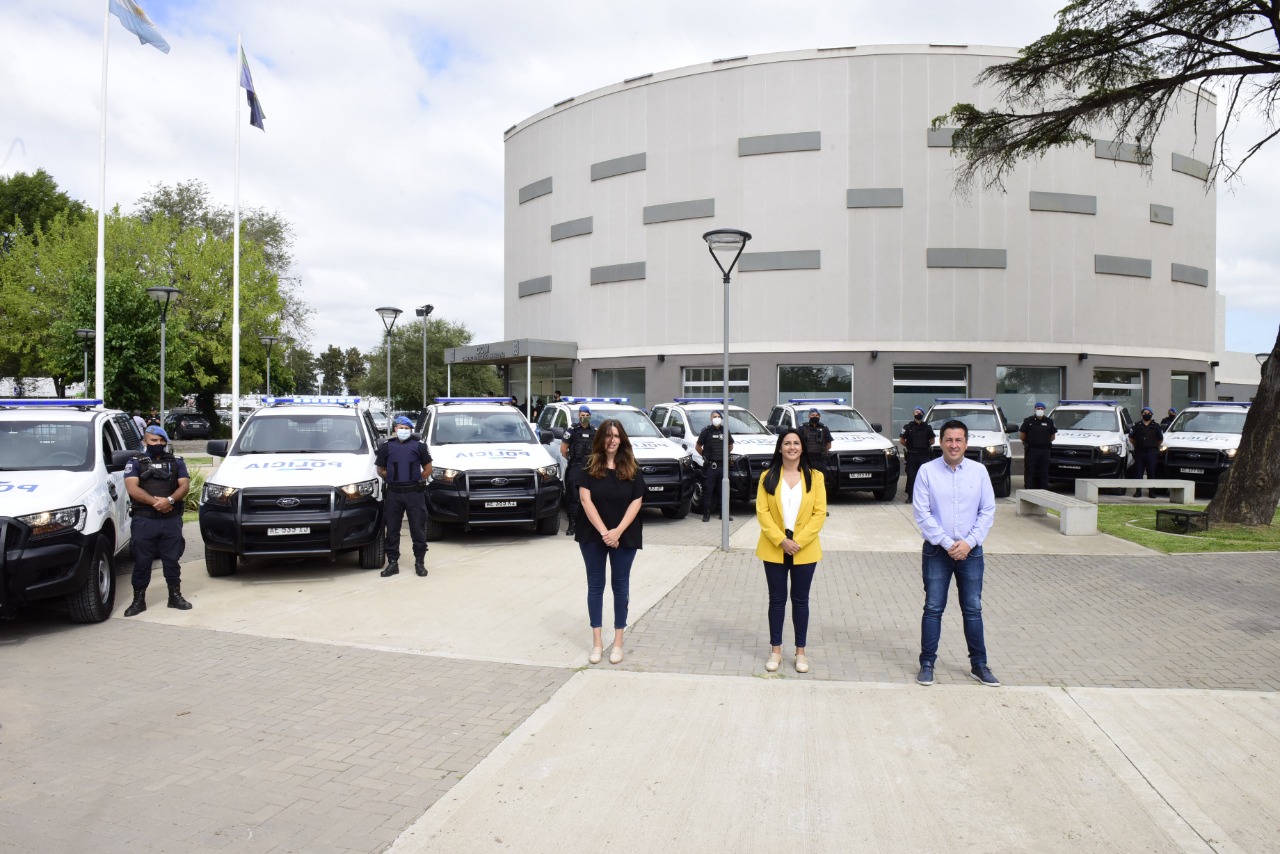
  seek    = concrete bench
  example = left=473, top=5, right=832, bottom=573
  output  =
left=1016, top=489, right=1098, bottom=536
left=1073, top=478, right=1196, bottom=504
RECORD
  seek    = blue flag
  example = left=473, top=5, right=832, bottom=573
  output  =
left=108, top=0, right=170, bottom=54
left=240, top=48, right=266, bottom=131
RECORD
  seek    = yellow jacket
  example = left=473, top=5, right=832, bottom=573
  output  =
left=754, top=468, right=826, bottom=564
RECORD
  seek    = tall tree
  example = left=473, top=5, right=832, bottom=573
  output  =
left=342, top=346, right=368, bottom=394
left=0, top=168, right=88, bottom=248
left=359, top=316, right=501, bottom=410
left=936, top=0, right=1280, bottom=526
left=316, top=345, right=346, bottom=395
left=283, top=344, right=318, bottom=394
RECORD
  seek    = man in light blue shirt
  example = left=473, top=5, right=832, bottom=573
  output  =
left=912, top=419, right=999, bottom=687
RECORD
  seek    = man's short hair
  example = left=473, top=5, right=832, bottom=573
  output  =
left=940, top=419, right=968, bottom=440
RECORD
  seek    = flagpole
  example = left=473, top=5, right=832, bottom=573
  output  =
left=95, top=0, right=111, bottom=402
left=232, top=34, right=242, bottom=437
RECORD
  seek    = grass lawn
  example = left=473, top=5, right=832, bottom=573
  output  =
left=1093, top=504, right=1280, bottom=554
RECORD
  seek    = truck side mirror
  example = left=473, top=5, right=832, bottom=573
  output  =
left=870, top=423, right=882, bottom=433
left=664, top=425, right=684, bottom=439
left=206, top=440, right=229, bottom=457
left=109, top=450, right=135, bottom=472
left=538, top=429, right=554, bottom=444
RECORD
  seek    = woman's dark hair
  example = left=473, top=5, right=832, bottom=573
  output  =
left=761, top=427, right=813, bottom=495
left=586, top=418, right=638, bottom=480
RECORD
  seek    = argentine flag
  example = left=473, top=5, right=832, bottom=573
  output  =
left=109, top=0, right=170, bottom=54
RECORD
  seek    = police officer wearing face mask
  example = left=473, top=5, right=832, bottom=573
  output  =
left=1160, top=408, right=1177, bottom=430
left=1128, top=406, right=1164, bottom=497
left=561, top=405, right=596, bottom=536
left=899, top=406, right=936, bottom=503
left=122, top=425, right=191, bottom=616
left=1019, top=402, right=1057, bottom=490
left=696, top=409, right=734, bottom=522
left=375, top=416, right=433, bottom=577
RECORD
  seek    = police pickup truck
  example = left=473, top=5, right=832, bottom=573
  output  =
left=538, top=397, right=696, bottom=518
left=923, top=399, right=1015, bottom=497
left=0, top=399, right=142, bottom=623
left=1158, top=401, right=1251, bottom=496
left=1046, top=400, right=1134, bottom=488
left=198, top=396, right=386, bottom=575
left=418, top=397, right=562, bottom=538
left=765, top=398, right=901, bottom=501
left=647, top=398, right=777, bottom=507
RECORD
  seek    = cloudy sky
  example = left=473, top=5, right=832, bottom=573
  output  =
left=3, top=0, right=1277, bottom=356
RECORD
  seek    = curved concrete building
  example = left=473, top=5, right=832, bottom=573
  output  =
left=502, top=44, right=1219, bottom=428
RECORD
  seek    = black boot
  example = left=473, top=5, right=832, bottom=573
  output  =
left=123, top=586, right=147, bottom=617
left=415, top=560, right=428, bottom=577
left=702, top=511, right=711, bottom=522
left=380, top=560, right=399, bottom=577
left=566, top=520, right=576, bottom=536
left=166, top=583, right=192, bottom=610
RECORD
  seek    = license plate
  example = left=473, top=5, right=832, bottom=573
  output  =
left=846, top=472, right=872, bottom=479
left=648, top=485, right=664, bottom=492
left=1059, top=465, right=1081, bottom=470
left=267, top=526, right=310, bottom=536
left=1180, top=467, right=1204, bottom=475
left=485, top=501, right=517, bottom=508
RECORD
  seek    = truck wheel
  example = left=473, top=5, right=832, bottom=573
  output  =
left=425, top=514, right=444, bottom=541
left=66, top=537, right=116, bottom=623
left=662, top=496, right=693, bottom=519
left=206, top=549, right=237, bottom=577
left=536, top=512, right=561, bottom=536
left=994, top=473, right=1012, bottom=499
left=874, top=477, right=899, bottom=502
left=359, top=537, right=386, bottom=570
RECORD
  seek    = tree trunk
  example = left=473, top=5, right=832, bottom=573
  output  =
left=1206, top=326, right=1280, bottom=526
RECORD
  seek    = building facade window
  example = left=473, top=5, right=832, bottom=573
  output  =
left=777, top=365, right=853, bottom=405
left=595, top=368, right=647, bottom=410
left=1093, top=368, right=1145, bottom=420
left=995, top=366, right=1064, bottom=425
left=892, top=366, right=968, bottom=430
left=682, top=366, right=750, bottom=410
left=508, top=360, right=576, bottom=408
left=1170, top=371, right=1204, bottom=413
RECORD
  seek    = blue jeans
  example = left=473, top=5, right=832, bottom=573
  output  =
left=580, top=541, right=636, bottom=629
left=919, top=542, right=987, bottom=668
left=764, top=562, right=816, bottom=647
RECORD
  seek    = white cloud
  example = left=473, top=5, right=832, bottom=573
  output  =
left=3, top=0, right=1276, bottom=356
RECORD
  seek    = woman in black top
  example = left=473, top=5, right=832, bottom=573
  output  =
left=575, top=418, right=646, bottom=664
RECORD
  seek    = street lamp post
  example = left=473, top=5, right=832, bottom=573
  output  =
left=416, top=304, right=434, bottom=408
left=702, top=228, right=751, bottom=552
left=74, top=328, right=95, bottom=398
left=376, top=307, right=403, bottom=414
left=145, top=286, right=181, bottom=422
left=259, top=334, right=280, bottom=396
left=1257, top=352, right=1270, bottom=367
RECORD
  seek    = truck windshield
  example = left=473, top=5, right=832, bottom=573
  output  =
left=1052, top=410, right=1120, bottom=431
left=928, top=408, right=1000, bottom=432
left=687, top=408, right=770, bottom=435
left=1168, top=411, right=1247, bottom=434
left=816, top=408, right=874, bottom=432
left=432, top=411, right=536, bottom=444
left=232, top=414, right=368, bottom=454
left=0, top=421, right=94, bottom=472
left=588, top=409, right=665, bottom=438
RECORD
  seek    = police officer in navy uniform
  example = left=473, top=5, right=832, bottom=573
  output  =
left=561, top=404, right=596, bottom=536
left=1128, top=406, right=1164, bottom=497
left=899, top=406, right=935, bottom=503
left=122, top=424, right=191, bottom=616
left=696, top=409, right=734, bottom=522
left=376, top=415, right=433, bottom=577
left=1019, top=402, right=1057, bottom=490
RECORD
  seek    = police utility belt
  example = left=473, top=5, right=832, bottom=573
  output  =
left=385, top=481, right=424, bottom=493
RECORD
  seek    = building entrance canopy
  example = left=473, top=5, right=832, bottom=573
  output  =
left=444, top=339, right=577, bottom=417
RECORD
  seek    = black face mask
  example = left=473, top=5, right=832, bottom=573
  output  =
left=145, top=443, right=166, bottom=457
left=1142, top=415, right=1152, bottom=422
left=914, top=413, right=923, bottom=421
left=809, top=417, right=819, bottom=425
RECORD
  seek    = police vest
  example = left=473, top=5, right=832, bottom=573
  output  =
left=1021, top=417, right=1056, bottom=448
left=565, top=425, right=595, bottom=468
left=383, top=438, right=428, bottom=484
left=802, top=423, right=828, bottom=458
left=701, top=427, right=727, bottom=464
left=130, top=453, right=181, bottom=518
left=902, top=420, right=933, bottom=452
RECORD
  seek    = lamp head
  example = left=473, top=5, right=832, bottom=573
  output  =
left=74, top=328, right=95, bottom=341
left=145, top=286, right=181, bottom=307
left=376, top=306, right=403, bottom=331
left=416, top=304, right=435, bottom=318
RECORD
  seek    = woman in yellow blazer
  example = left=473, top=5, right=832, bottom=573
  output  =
left=755, top=427, right=827, bottom=673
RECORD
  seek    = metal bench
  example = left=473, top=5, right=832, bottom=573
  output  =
left=1016, top=489, right=1098, bottom=536
left=1073, top=478, right=1197, bottom=504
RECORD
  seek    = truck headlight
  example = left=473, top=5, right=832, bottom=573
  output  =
left=340, top=478, right=378, bottom=502
left=1158, top=444, right=1167, bottom=454
left=535, top=464, right=559, bottom=483
left=202, top=483, right=238, bottom=507
left=431, top=467, right=462, bottom=485
left=17, top=505, right=86, bottom=538
left=884, top=448, right=897, bottom=459
left=679, top=455, right=693, bottom=471
left=1098, top=444, right=1118, bottom=455
left=984, top=446, right=1006, bottom=458
left=1224, top=448, right=1237, bottom=459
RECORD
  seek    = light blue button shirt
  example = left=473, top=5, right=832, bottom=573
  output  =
left=913, top=455, right=996, bottom=549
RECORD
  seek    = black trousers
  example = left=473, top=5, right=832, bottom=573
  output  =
left=1133, top=449, right=1159, bottom=482
left=131, top=514, right=185, bottom=588
left=1024, top=446, right=1051, bottom=489
left=703, top=461, right=725, bottom=513
left=384, top=487, right=427, bottom=562
left=564, top=466, right=584, bottom=520
left=905, top=451, right=930, bottom=497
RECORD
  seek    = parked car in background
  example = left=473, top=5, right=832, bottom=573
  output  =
left=369, top=410, right=390, bottom=434
left=164, top=410, right=212, bottom=440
